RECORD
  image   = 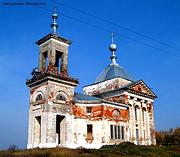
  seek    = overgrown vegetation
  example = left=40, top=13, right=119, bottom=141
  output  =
left=156, top=127, right=180, bottom=146
left=0, top=143, right=179, bottom=157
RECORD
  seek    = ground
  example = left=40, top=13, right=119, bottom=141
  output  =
left=0, top=143, right=180, bottom=157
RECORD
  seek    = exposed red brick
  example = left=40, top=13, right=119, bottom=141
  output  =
left=73, top=105, right=128, bottom=122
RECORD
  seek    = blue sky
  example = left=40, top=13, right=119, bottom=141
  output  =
left=0, top=0, right=180, bottom=149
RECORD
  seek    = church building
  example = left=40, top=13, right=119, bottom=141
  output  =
left=26, top=8, right=157, bottom=149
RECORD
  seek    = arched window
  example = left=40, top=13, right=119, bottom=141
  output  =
left=36, top=94, right=43, bottom=101
left=56, top=94, right=66, bottom=101
left=112, top=109, right=120, bottom=117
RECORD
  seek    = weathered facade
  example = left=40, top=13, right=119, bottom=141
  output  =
left=26, top=10, right=157, bottom=149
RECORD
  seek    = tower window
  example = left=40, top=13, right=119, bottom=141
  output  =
left=42, top=51, right=48, bottom=70
left=56, top=94, right=66, bottom=101
left=55, top=51, right=62, bottom=74
left=36, top=94, right=43, bottom=101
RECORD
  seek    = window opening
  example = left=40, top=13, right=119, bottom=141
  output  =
left=110, top=125, right=124, bottom=140
left=55, top=51, right=62, bottom=74
left=87, top=124, right=93, bottom=133
left=112, top=109, right=120, bottom=117
left=42, top=51, right=48, bottom=70
left=87, top=124, right=93, bottom=141
left=110, top=125, right=113, bottom=139
left=118, top=126, right=121, bottom=139
left=121, top=126, right=124, bottom=139
left=56, top=94, right=66, bottom=101
left=36, top=94, right=43, bottom=101
left=114, top=125, right=117, bottom=139
left=86, top=107, right=92, bottom=114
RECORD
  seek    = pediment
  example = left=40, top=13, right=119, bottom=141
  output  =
left=125, top=80, right=157, bottom=98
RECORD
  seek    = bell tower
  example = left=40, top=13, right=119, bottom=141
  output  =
left=26, top=7, right=78, bottom=149
left=37, top=7, right=69, bottom=77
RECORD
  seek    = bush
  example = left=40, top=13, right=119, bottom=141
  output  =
left=8, top=145, right=18, bottom=151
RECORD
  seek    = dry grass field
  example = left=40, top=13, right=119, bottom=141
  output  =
left=0, top=143, right=180, bottom=157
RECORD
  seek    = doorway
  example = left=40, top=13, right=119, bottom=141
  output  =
left=56, top=115, right=65, bottom=145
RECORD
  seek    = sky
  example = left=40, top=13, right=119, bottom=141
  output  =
left=0, top=0, right=180, bottom=150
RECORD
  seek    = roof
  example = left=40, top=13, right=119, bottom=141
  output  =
left=36, top=33, right=71, bottom=45
left=74, top=93, right=129, bottom=108
left=74, top=93, right=101, bottom=101
left=95, top=64, right=134, bottom=83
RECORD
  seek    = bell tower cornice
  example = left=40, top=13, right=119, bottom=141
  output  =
left=36, top=33, right=71, bottom=46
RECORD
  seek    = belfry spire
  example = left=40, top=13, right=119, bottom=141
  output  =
left=51, top=6, right=58, bottom=35
left=109, top=33, right=118, bottom=65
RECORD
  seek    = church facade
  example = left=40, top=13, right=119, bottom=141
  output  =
left=26, top=9, right=157, bottom=149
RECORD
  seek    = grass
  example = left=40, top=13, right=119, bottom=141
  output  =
left=0, top=143, right=180, bottom=157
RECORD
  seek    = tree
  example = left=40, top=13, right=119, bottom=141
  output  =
left=156, top=127, right=180, bottom=146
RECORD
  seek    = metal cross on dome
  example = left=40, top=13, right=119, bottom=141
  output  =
left=109, top=32, right=118, bottom=65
